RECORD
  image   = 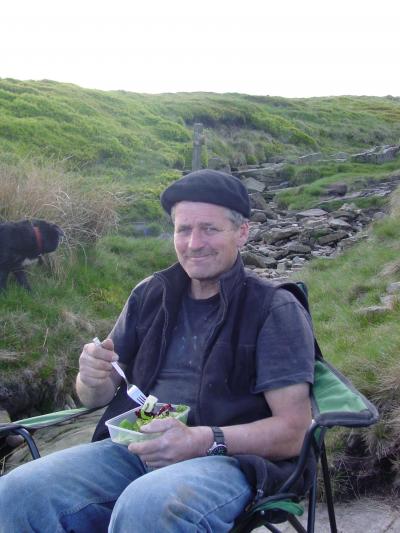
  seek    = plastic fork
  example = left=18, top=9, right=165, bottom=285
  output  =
left=92, top=338, right=147, bottom=405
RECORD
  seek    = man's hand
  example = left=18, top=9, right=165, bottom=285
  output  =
left=128, top=419, right=212, bottom=469
left=76, top=338, right=121, bottom=408
left=78, top=338, right=119, bottom=388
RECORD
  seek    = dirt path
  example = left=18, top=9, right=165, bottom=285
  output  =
left=254, top=496, right=400, bottom=532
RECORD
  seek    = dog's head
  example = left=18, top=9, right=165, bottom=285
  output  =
left=31, top=219, right=64, bottom=254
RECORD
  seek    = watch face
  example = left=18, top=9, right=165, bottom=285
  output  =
left=207, top=443, right=227, bottom=456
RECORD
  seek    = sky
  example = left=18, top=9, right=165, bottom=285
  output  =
left=1, top=0, right=399, bottom=98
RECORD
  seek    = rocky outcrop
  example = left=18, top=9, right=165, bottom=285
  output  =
left=242, top=199, right=378, bottom=280
left=351, top=145, right=400, bottom=164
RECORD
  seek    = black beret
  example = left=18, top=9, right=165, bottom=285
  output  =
left=160, top=169, right=251, bottom=218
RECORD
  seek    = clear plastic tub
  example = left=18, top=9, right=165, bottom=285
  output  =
left=106, top=404, right=190, bottom=445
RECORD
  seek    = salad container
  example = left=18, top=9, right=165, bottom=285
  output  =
left=106, top=403, right=190, bottom=445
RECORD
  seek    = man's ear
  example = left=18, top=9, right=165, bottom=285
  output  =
left=238, top=222, right=249, bottom=247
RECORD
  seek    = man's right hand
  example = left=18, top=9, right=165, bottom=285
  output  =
left=76, top=338, right=122, bottom=408
left=78, top=338, right=119, bottom=388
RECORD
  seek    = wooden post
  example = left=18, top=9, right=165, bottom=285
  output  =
left=192, top=123, right=203, bottom=171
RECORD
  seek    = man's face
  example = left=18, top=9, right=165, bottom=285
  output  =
left=173, top=201, right=248, bottom=286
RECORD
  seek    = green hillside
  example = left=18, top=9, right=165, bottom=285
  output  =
left=1, top=78, right=400, bottom=177
left=1, top=79, right=400, bottom=494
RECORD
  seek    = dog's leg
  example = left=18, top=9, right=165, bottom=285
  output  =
left=13, top=269, right=32, bottom=291
left=0, top=270, right=9, bottom=292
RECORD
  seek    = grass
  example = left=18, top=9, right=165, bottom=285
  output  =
left=293, top=189, right=400, bottom=495
left=276, top=157, right=400, bottom=210
left=0, top=235, right=176, bottom=410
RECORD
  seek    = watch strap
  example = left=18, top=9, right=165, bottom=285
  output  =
left=211, top=426, right=225, bottom=445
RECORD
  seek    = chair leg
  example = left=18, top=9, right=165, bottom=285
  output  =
left=12, top=428, right=41, bottom=459
left=320, top=443, right=338, bottom=533
left=287, top=514, right=307, bottom=533
left=306, top=471, right=318, bottom=533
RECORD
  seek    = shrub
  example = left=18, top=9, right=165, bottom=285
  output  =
left=0, top=159, right=120, bottom=250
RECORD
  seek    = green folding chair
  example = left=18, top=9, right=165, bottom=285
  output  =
left=231, top=356, right=379, bottom=533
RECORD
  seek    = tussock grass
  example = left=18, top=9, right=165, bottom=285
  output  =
left=0, top=159, right=120, bottom=247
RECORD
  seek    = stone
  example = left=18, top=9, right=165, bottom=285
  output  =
left=260, top=227, right=301, bottom=245
left=297, top=208, right=328, bottom=218
left=249, top=192, right=269, bottom=210
left=387, top=282, right=400, bottom=294
left=328, top=218, right=352, bottom=230
left=357, top=305, right=391, bottom=316
left=4, top=408, right=106, bottom=473
left=241, top=251, right=275, bottom=269
left=317, top=231, right=349, bottom=245
left=351, top=144, right=400, bottom=164
left=303, top=219, right=329, bottom=230
left=243, top=177, right=265, bottom=193
left=325, top=182, right=348, bottom=196
left=380, top=295, right=396, bottom=309
left=250, top=211, right=268, bottom=223
left=285, top=242, right=312, bottom=255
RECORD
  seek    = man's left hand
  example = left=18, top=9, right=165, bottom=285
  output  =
left=128, top=418, right=211, bottom=469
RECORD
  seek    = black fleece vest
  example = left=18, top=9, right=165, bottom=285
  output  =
left=92, top=257, right=307, bottom=441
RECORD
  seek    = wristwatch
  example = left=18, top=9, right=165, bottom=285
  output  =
left=206, top=426, right=228, bottom=456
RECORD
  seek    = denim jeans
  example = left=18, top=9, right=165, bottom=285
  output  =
left=0, top=438, right=253, bottom=532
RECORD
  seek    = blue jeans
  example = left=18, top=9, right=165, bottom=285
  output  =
left=0, top=439, right=253, bottom=532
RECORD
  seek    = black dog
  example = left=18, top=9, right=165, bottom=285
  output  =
left=0, top=219, right=64, bottom=292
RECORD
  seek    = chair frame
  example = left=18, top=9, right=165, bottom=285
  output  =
left=232, top=357, right=379, bottom=533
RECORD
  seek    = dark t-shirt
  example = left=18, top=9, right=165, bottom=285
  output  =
left=146, top=288, right=314, bottom=424
left=150, top=293, right=220, bottom=422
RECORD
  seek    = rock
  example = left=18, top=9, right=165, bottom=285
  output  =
left=243, top=177, right=266, bottom=193
left=328, top=218, right=352, bottom=230
left=0, top=409, right=24, bottom=448
left=297, top=208, right=328, bottom=218
left=326, top=182, right=348, bottom=196
left=249, top=192, right=269, bottom=210
left=357, top=305, right=392, bottom=316
left=351, top=144, right=400, bottom=164
left=317, top=231, right=349, bottom=245
left=295, top=152, right=323, bottom=164
left=380, top=295, right=396, bottom=309
left=284, top=242, right=312, bottom=255
left=241, top=251, right=275, bottom=269
left=250, top=211, right=268, bottom=223
left=260, top=227, right=301, bottom=245
left=387, top=282, right=400, bottom=294
left=4, top=408, right=106, bottom=474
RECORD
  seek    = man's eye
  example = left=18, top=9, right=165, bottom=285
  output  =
left=204, top=227, right=218, bottom=235
left=176, top=227, right=191, bottom=235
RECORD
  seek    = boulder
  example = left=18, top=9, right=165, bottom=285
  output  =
left=243, top=177, right=266, bottom=193
left=297, top=208, right=328, bottom=218
left=317, top=231, right=349, bottom=245
left=250, top=211, right=268, bottom=223
left=4, top=408, right=106, bottom=474
left=249, top=192, right=269, bottom=210
left=326, top=182, right=348, bottom=196
left=260, top=227, right=301, bottom=245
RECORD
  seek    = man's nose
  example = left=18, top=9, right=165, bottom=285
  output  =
left=188, top=228, right=204, bottom=249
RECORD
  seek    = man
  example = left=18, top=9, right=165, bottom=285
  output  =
left=0, top=170, right=315, bottom=532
